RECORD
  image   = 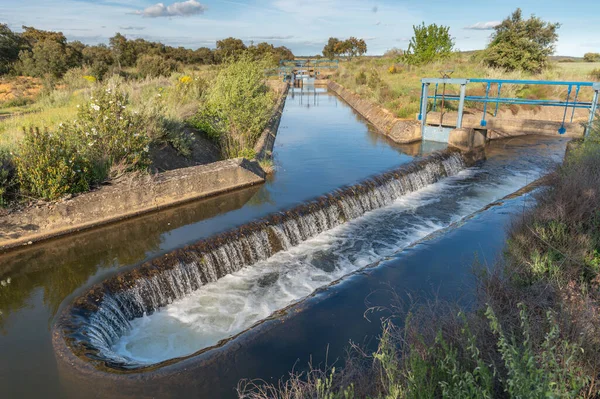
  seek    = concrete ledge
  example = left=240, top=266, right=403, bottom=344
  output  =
left=254, top=81, right=289, bottom=159
left=0, top=158, right=265, bottom=252
left=328, top=81, right=421, bottom=144
left=427, top=112, right=585, bottom=139
left=448, top=128, right=486, bottom=152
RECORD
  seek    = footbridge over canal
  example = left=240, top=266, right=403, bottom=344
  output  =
left=276, top=59, right=338, bottom=85
left=418, top=78, right=600, bottom=145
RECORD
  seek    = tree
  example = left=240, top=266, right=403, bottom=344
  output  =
left=402, top=22, right=454, bottom=66
left=0, top=24, right=23, bottom=74
left=322, top=37, right=367, bottom=59
left=214, top=37, right=247, bottom=62
left=322, top=37, right=342, bottom=59
left=193, top=47, right=214, bottom=64
left=584, top=53, right=600, bottom=62
left=482, top=8, right=560, bottom=73
left=82, top=44, right=114, bottom=80
left=344, top=37, right=367, bottom=60
left=17, top=37, right=81, bottom=78
left=109, top=33, right=137, bottom=68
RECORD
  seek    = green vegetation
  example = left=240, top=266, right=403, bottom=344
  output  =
left=14, top=88, right=151, bottom=200
left=322, top=37, right=367, bottom=60
left=238, top=119, right=600, bottom=399
left=482, top=8, right=560, bottom=73
left=584, top=53, right=600, bottom=63
left=0, top=25, right=294, bottom=81
left=0, top=23, right=283, bottom=206
left=191, top=55, right=274, bottom=159
left=402, top=23, right=454, bottom=66
left=332, top=55, right=596, bottom=120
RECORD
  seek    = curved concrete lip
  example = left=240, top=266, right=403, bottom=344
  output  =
left=51, top=148, right=477, bottom=379
left=52, top=179, right=535, bottom=382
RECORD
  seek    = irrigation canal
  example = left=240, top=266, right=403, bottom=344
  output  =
left=0, top=88, right=568, bottom=398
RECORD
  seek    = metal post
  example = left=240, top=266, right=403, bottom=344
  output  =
left=456, top=83, right=467, bottom=129
left=481, top=82, right=491, bottom=126
left=586, top=88, right=599, bottom=137
left=494, top=83, right=502, bottom=117
left=420, top=83, right=430, bottom=136
left=432, top=83, right=439, bottom=111
left=570, top=84, right=581, bottom=123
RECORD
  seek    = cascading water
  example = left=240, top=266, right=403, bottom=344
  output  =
left=60, top=150, right=468, bottom=367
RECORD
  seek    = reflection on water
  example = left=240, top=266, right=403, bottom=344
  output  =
left=0, top=89, right=428, bottom=398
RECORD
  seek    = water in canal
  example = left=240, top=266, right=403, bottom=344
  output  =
left=0, top=87, right=567, bottom=398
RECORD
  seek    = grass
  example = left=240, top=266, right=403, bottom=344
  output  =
left=331, top=55, right=599, bottom=120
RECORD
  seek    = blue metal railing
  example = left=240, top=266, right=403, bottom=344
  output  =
left=419, top=78, right=600, bottom=136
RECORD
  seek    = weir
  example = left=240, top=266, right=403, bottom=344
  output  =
left=55, top=149, right=469, bottom=368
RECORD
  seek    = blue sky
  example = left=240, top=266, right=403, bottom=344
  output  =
left=2, top=0, right=599, bottom=56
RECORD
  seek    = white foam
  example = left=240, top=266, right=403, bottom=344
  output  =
left=111, top=159, right=547, bottom=364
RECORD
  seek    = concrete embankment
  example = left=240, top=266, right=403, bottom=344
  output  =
left=427, top=111, right=585, bottom=139
left=327, top=81, right=421, bottom=144
left=254, top=81, right=289, bottom=158
left=0, top=158, right=265, bottom=252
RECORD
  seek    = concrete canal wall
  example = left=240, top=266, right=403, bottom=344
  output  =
left=0, top=158, right=265, bottom=252
left=254, top=81, right=289, bottom=159
left=327, top=81, right=421, bottom=144
left=427, top=111, right=585, bottom=139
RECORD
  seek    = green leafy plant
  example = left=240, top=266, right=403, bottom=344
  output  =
left=402, top=22, right=454, bottom=66
left=191, top=54, right=274, bottom=159
left=14, top=127, right=93, bottom=200
left=482, top=8, right=560, bottom=73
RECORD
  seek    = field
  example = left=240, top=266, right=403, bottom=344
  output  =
left=331, top=55, right=600, bottom=119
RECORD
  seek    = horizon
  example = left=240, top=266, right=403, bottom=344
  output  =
left=2, top=0, right=600, bottom=57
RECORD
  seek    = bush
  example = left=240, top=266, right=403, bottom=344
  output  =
left=584, top=52, right=600, bottom=62
left=355, top=70, right=367, bottom=85
left=136, top=55, right=180, bottom=78
left=0, top=149, right=17, bottom=206
left=15, top=87, right=151, bottom=200
left=15, top=127, right=94, bottom=200
left=191, top=54, right=274, bottom=158
left=590, top=68, right=600, bottom=81
left=59, top=87, right=151, bottom=171
left=367, top=70, right=382, bottom=90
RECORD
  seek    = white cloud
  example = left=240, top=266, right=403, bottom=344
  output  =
left=134, top=0, right=206, bottom=18
left=464, top=21, right=501, bottom=30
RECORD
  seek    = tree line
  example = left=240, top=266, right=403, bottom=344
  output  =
left=0, top=24, right=294, bottom=80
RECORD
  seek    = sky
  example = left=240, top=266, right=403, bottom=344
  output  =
left=2, top=0, right=599, bottom=56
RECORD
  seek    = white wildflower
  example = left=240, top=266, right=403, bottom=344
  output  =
left=90, top=103, right=100, bottom=112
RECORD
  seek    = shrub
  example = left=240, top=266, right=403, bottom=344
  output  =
left=59, top=87, right=151, bottom=171
left=584, top=52, right=600, bottom=62
left=0, top=149, right=17, bottom=206
left=15, top=87, right=151, bottom=200
left=191, top=54, right=274, bottom=158
left=367, top=70, right=382, bottom=90
left=590, top=68, right=600, bottom=81
left=355, top=70, right=367, bottom=85
left=136, top=55, right=180, bottom=78
left=14, top=127, right=93, bottom=200
left=482, top=8, right=560, bottom=73
left=402, top=22, right=454, bottom=66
